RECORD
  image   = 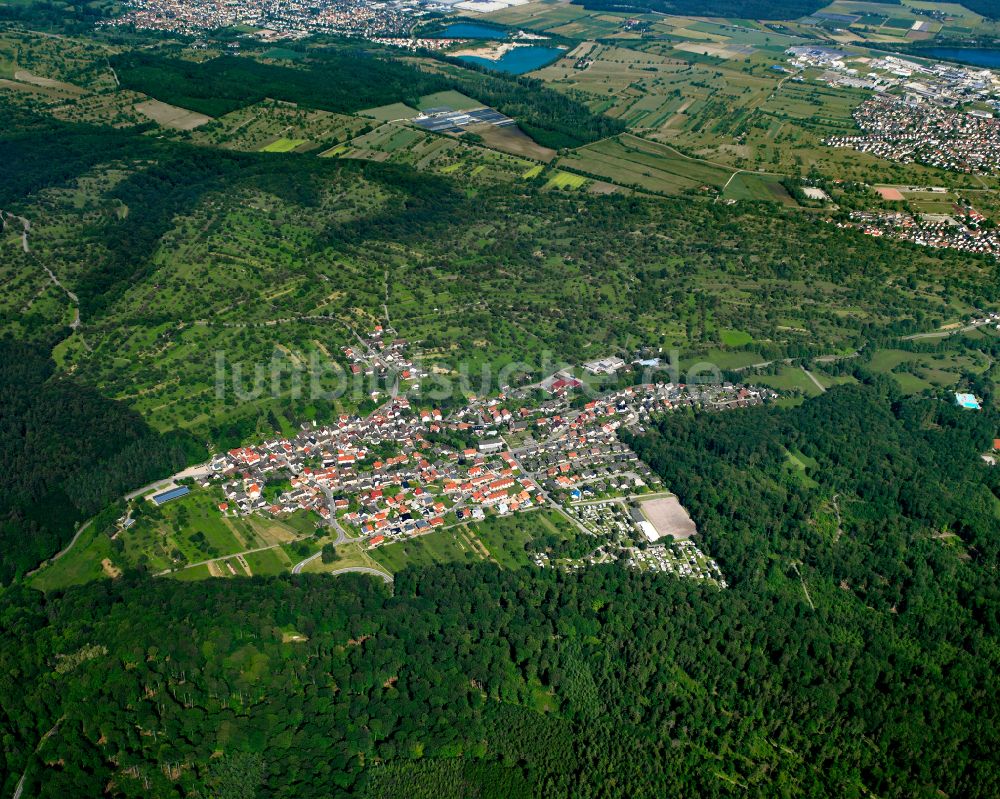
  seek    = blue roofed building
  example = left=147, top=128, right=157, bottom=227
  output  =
left=150, top=485, right=191, bottom=505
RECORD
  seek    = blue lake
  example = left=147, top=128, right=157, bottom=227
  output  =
left=437, top=23, right=510, bottom=39
left=922, top=48, right=1000, bottom=69
left=458, top=46, right=564, bottom=75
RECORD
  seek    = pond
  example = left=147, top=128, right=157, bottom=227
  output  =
left=437, top=23, right=510, bottom=40
left=921, top=48, right=1000, bottom=69
left=458, top=46, right=564, bottom=75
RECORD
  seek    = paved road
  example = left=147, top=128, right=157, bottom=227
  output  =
left=2, top=211, right=30, bottom=253
left=125, top=464, right=213, bottom=501
left=13, top=719, right=62, bottom=799
left=290, top=550, right=392, bottom=583
left=320, top=486, right=352, bottom=545
left=501, top=434, right=598, bottom=539
left=327, top=566, right=393, bottom=583
left=155, top=540, right=291, bottom=576
left=24, top=520, right=93, bottom=578
left=291, top=550, right=323, bottom=574
left=30, top=464, right=211, bottom=578
left=902, top=319, right=993, bottom=340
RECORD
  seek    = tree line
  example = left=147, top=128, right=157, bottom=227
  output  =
left=0, top=339, right=206, bottom=584
left=1, top=384, right=997, bottom=797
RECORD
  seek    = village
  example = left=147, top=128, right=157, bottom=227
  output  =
left=165, top=326, right=774, bottom=586
left=825, top=96, right=1000, bottom=175
left=840, top=205, right=1000, bottom=259
left=104, top=0, right=439, bottom=38
left=785, top=47, right=1000, bottom=176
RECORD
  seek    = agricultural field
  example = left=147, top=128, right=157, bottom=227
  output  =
left=326, top=120, right=538, bottom=183
left=357, top=102, right=419, bottom=121
left=467, top=122, right=556, bottom=162
left=560, top=134, right=735, bottom=195
left=27, top=487, right=320, bottom=590
left=720, top=328, right=754, bottom=347
left=0, top=29, right=117, bottom=93
left=544, top=169, right=589, bottom=190
left=752, top=365, right=829, bottom=397
left=122, top=490, right=311, bottom=573
left=721, top=172, right=795, bottom=204
left=97, top=499, right=630, bottom=587
left=243, top=546, right=295, bottom=576
left=367, top=508, right=580, bottom=573
left=519, top=25, right=997, bottom=190
left=259, top=138, right=309, bottom=153
left=804, top=1, right=994, bottom=43
left=0, top=29, right=151, bottom=127
left=416, top=90, right=482, bottom=112
left=184, top=101, right=369, bottom=152
left=482, top=1, right=628, bottom=36
left=11, top=113, right=993, bottom=440
left=135, top=99, right=211, bottom=130
left=29, top=522, right=116, bottom=592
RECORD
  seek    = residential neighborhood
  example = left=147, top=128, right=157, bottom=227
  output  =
left=825, top=96, right=1000, bottom=175
left=840, top=206, right=1000, bottom=259
left=182, top=328, right=775, bottom=585
left=786, top=46, right=1000, bottom=177
left=104, top=0, right=444, bottom=38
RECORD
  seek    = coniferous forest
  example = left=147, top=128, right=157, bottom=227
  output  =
left=2, top=384, right=997, bottom=798
left=0, top=341, right=206, bottom=585
left=3, top=8, right=1000, bottom=796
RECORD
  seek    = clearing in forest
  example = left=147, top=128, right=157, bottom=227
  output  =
left=639, top=496, right=697, bottom=540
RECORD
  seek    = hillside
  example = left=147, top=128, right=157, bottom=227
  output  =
left=2, top=386, right=998, bottom=797
left=2, top=4, right=1000, bottom=797
left=4, top=36, right=1000, bottom=580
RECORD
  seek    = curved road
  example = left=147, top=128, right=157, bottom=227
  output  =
left=290, top=552, right=392, bottom=583
left=328, top=566, right=393, bottom=583
left=320, top=487, right=352, bottom=545
left=291, top=550, right=323, bottom=574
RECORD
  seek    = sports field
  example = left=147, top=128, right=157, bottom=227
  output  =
left=639, top=496, right=697, bottom=540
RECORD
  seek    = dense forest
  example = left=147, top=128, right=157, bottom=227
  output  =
left=1, top=385, right=997, bottom=797
left=110, top=52, right=449, bottom=118
left=109, top=50, right=623, bottom=151
left=0, top=340, right=206, bottom=585
left=432, top=59, right=626, bottom=149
